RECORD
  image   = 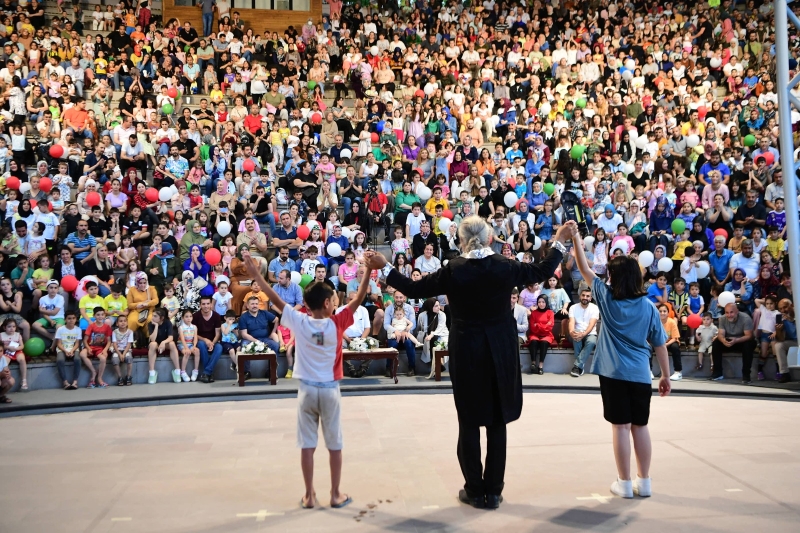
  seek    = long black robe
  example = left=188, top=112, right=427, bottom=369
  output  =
left=386, top=249, right=563, bottom=426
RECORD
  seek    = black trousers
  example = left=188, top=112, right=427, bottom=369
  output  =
left=667, top=342, right=682, bottom=372
left=456, top=362, right=507, bottom=498
left=529, top=339, right=549, bottom=367
left=712, top=338, right=756, bottom=380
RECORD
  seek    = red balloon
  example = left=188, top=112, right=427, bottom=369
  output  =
left=713, top=228, right=728, bottom=240
left=5, top=176, right=20, bottom=190
left=414, top=89, right=425, bottom=98
left=242, top=159, right=255, bottom=173
left=442, top=209, right=454, bottom=220
left=167, top=87, right=178, bottom=98
left=145, top=188, right=159, bottom=202
left=49, top=144, right=64, bottom=159
left=755, top=152, right=775, bottom=166
left=86, top=191, right=101, bottom=207
left=297, top=225, right=310, bottom=240
left=205, top=248, right=221, bottom=266
left=687, top=314, right=703, bottom=329
left=61, top=275, right=79, bottom=292
left=39, top=177, right=53, bottom=192
left=370, top=132, right=379, bottom=143
left=311, top=113, right=322, bottom=125
left=273, top=212, right=280, bottom=223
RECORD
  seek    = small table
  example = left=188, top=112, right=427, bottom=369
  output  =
left=343, top=348, right=400, bottom=383
left=433, top=349, right=449, bottom=382
left=237, top=352, right=277, bottom=386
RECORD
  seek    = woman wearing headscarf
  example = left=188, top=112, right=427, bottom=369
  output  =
left=342, top=199, right=366, bottom=233
left=647, top=196, right=674, bottom=252
left=228, top=243, right=257, bottom=314
left=183, top=243, right=214, bottom=297
left=624, top=201, right=649, bottom=252
left=688, top=215, right=714, bottom=252
left=364, top=217, right=576, bottom=509
left=179, top=220, right=213, bottom=262
left=127, top=271, right=159, bottom=336
left=527, top=294, right=554, bottom=375
left=146, top=241, right=180, bottom=298
left=175, top=270, right=204, bottom=319
left=724, top=268, right=754, bottom=313
left=13, top=199, right=35, bottom=230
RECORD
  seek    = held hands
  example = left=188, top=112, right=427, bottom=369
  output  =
left=364, top=250, right=387, bottom=271
left=553, top=220, right=578, bottom=244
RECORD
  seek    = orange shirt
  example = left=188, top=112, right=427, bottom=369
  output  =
left=62, top=107, right=88, bottom=129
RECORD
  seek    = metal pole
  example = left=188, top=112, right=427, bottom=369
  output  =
left=775, top=0, right=800, bottom=304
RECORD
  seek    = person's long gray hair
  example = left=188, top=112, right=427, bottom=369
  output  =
left=458, top=215, right=492, bottom=253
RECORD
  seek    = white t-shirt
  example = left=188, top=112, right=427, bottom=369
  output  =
left=280, top=305, right=353, bottom=383
left=39, top=293, right=65, bottom=320
left=406, top=212, right=426, bottom=239
left=337, top=304, right=370, bottom=339
left=112, top=328, right=134, bottom=352
left=568, top=303, right=600, bottom=335
left=55, top=325, right=82, bottom=352
left=34, top=212, right=60, bottom=240
left=212, top=291, right=233, bottom=316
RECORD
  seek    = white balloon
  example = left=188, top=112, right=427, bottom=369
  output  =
left=417, top=186, right=432, bottom=201
left=624, top=59, right=636, bottom=70
left=169, top=185, right=179, bottom=196
left=158, top=187, right=173, bottom=202
left=657, top=258, right=674, bottom=272
left=504, top=191, right=519, bottom=208
left=217, top=221, right=232, bottom=237
left=686, top=134, right=700, bottom=148
left=438, top=218, right=452, bottom=233
left=718, top=291, right=736, bottom=307
left=290, top=271, right=302, bottom=285
left=341, top=227, right=352, bottom=240
left=635, top=135, right=648, bottom=150
left=370, top=46, right=379, bottom=56
left=533, top=236, right=542, bottom=250
left=622, top=70, right=633, bottom=81
left=516, top=253, right=525, bottom=261
left=326, top=242, right=342, bottom=257
left=583, top=236, right=595, bottom=251
left=623, top=163, right=636, bottom=174
left=638, top=250, right=655, bottom=268
left=339, top=148, right=352, bottom=159
left=614, top=241, right=629, bottom=254
left=19, top=182, right=31, bottom=194
left=307, top=221, right=322, bottom=232
left=696, top=261, right=710, bottom=279
left=709, top=57, right=722, bottom=68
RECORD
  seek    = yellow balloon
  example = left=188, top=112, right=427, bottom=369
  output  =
left=694, top=145, right=704, bottom=154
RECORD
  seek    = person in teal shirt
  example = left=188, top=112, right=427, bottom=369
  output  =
left=568, top=223, right=671, bottom=500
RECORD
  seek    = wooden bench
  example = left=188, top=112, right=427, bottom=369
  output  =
left=237, top=352, right=277, bottom=386
left=343, top=348, right=399, bottom=383
left=433, top=349, right=449, bottom=382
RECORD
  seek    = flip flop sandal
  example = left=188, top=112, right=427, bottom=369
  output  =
left=68, top=383, right=78, bottom=390
left=300, top=498, right=316, bottom=509
left=331, top=496, right=353, bottom=509
left=86, top=380, right=96, bottom=389
left=0, top=396, right=11, bottom=403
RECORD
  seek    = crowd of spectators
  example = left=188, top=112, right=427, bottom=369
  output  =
left=0, top=0, right=798, bottom=401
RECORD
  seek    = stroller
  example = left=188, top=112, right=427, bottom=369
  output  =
left=559, top=190, right=590, bottom=237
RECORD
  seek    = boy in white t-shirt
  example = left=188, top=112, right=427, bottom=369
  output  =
left=241, top=249, right=373, bottom=509
left=54, top=312, right=83, bottom=390
left=32, top=280, right=65, bottom=341
left=405, top=203, right=426, bottom=240
left=111, top=314, right=135, bottom=386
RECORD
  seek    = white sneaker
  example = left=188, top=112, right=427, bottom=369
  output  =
left=191, top=369, right=198, bottom=382
left=148, top=370, right=157, bottom=384
left=181, top=371, right=190, bottom=382
left=172, top=369, right=181, bottom=383
left=633, top=476, right=651, bottom=497
left=610, top=478, right=633, bottom=499
left=670, top=371, right=682, bottom=381
left=650, top=371, right=655, bottom=380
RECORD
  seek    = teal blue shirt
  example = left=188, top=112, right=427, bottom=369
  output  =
left=590, top=277, right=667, bottom=384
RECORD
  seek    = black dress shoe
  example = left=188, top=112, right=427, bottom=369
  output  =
left=458, top=489, right=484, bottom=509
left=485, top=494, right=503, bottom=509
left=199, top=374, right=210, bottom=383
left=244, top=371, right=252, bottom=381
left=208, top=374, right=215, bottom=383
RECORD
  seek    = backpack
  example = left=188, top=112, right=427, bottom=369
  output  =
left=560, top=190, right=589, bottom=236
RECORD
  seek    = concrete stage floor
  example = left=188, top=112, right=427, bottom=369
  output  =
left=1, top=392, right=799, bottom=532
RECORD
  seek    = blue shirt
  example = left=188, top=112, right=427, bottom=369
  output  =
left=238, top=309, right=276, bottom=341
left=268, top=257, right=297, bottom=280
left=708, top=248, right=734, bottom=282
left=64, top=232, right=98, bottom=260
left=590, top=277, right=668, bottom=384
left=273, top=227, right=299, bottom=259
left=646, top=282, right=669, bottom=304
left=272, top=282, right=303, bottom=308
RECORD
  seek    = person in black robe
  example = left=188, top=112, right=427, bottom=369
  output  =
left=365, top=217, right=575, bottom=509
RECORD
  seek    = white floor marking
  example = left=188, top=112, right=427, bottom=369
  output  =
left=726, top=489, right=743, bottom=492
left=236, top=510, right=285, bottom=522
left=576, top=493, right=612, bottom=504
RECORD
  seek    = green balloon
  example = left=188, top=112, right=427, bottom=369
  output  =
left=743, top=134, right=756, bottom=147
left=576, top=98, right=587, bottom=109
left=162, top=103, right=174, bottom=115
left=24, top=337, right=46, bottom=357
left=543, top=182, right=555, bottom=195
left=671, top=218, right=686, bottom=235
left=307, top=80, right=317, bottom=90
left=299, top=274, right=313, bottom=288
left=570, top=144, right=585, bottom=160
